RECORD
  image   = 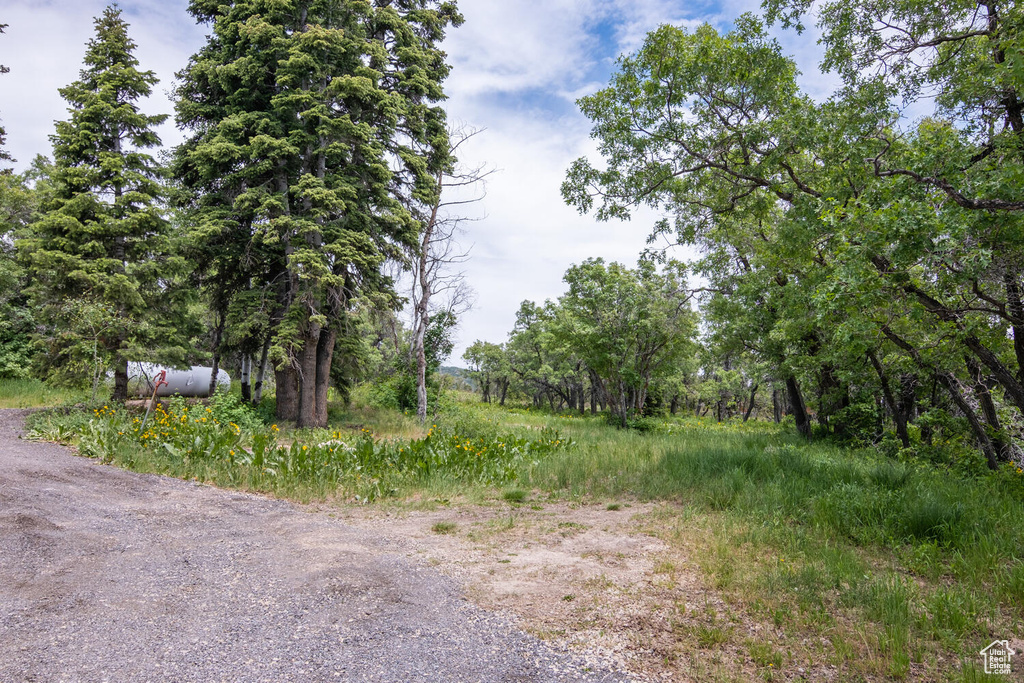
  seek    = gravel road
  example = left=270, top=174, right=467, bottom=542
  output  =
left=0, top=409, right=633, bottom=683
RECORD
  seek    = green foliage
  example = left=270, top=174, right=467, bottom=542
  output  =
left=360, top=307, right=458, bottom=412
left=45, top=399, right=573, bottom=502
left=495, top=259, right=698, bottom=423
left=207, top=391, right=266, bottom=432
left=562, top=7, right=1024, bottom=465
left=366, top=370, right=419, bottom=411
left=20, top=7, right=188, bottom=398
left=463, top=340, right=511, bottom=399
left=0, top=160, right=50, bottom=379
left=558, top=258, right=697, bottom=425
left=174, top=0, right=463, bottom=426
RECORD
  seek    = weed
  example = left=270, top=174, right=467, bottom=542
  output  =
left=919, top=587, right=981, bottom=641
left=431, top=521, right=457, bottom=535
left=747, top=640, right=784, bottom=668
left=503, top=488, right=528, bottom=503
left=692, top=622, right=732, bottom=648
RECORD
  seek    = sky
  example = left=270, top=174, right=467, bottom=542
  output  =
left=0, top=0, right=836, bottom=365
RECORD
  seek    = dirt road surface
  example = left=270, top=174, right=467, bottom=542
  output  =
left=0, top=410, right=632, bottom=683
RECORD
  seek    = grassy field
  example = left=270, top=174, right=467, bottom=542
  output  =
left=0, top=377, right=91, bottom=408
left=16, top=383, right=1024, bottom=681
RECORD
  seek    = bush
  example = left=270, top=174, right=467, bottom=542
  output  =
left=208, top=391, right=265, bottom=431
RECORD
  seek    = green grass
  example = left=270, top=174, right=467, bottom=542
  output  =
left=457, top=401, right=1024, bottom=680
left=0, top=378, right=92, bottom=408
left=502, top=488, right=528, bottom=503
left=16, top=385, right=1024, bottom=680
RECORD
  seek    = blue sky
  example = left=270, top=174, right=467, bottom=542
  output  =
left=0, top=0, right=831, bottom=363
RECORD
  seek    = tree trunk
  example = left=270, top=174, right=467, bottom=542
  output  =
left=296, top=331, right=319, bottom=428
left=743, top=383, right=759, bottom=422
left=881, top=324, right=999, bottom=468
left=253, top=333, right=272, bottom=405
left=1005, top=271, right=1024, bottom=383
left=920, top=377, right=937, bottom=446
left=240, top=355, right=252, bottom=403
left=413, top=304, right=429, bottom=421
left=937, top=372, right=999, bottom=470
left=275, top=364, right=299, bottom=422
left=112, top=357, right=128, bottom=402
left=867, top=350, right=910, bottom=448
left=966, top=357, right=1011, bottom=465
left=896, top=374, right=917, bottom=440
left=314, top=328, right=336, bottom=429
left=786, top=376, right=811, bottom=437
left=208, top=313, right=225, bottom=398
left=772, top=389, right=782, bottom=423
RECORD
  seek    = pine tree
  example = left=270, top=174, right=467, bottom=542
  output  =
left=175, top=0, right=462, bottom=427
left=21, top=5, right=181, bottom=400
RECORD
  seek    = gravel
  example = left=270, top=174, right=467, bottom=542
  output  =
left=0, top=409, right=634, bottom=683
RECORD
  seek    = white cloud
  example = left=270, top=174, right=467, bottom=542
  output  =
left=439, top=0, right=721, bottom=359
left=0, top=0, right=206, bottom=168
left=442, top=0, right=611, bottom=108
left=605, top=0, right=719, bottom=53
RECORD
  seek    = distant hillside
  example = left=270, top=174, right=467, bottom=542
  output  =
left=439, top=366, right=476, bottom=391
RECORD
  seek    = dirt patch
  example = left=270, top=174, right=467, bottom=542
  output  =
left=334, top=500, right=765, bottom=681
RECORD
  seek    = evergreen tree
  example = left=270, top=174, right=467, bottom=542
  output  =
left=21, top=6, right=182, bottom=400
left=175, top=0, right=462, bottom=427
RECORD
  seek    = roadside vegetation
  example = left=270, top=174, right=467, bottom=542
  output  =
left=3, top=0, right=1023, bottom=680
left=21, top=385, right=1024, bottom=682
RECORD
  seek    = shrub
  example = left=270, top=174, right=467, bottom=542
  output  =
left=208, top=391, right=265, bottom=431
left=56, top=402, right=574, bottom=503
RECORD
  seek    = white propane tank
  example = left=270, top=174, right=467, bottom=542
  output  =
left=128, top=363, right=232, bottom=398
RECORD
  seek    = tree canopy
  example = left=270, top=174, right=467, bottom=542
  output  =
left=173, top=0, right=463, bottom=427
left=20, top=6, right=186, bottom=400
left=563, top=4, right=1024, bottom=465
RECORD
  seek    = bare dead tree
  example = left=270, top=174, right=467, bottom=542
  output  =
left=410, top=126, right=492, bottom=422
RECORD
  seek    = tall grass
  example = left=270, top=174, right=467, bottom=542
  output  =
left=506, top=405, right=1024, bottom=679
left=0, top=377, right=92, bottom=408
left=522, top=413, right=1024, bottom=564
